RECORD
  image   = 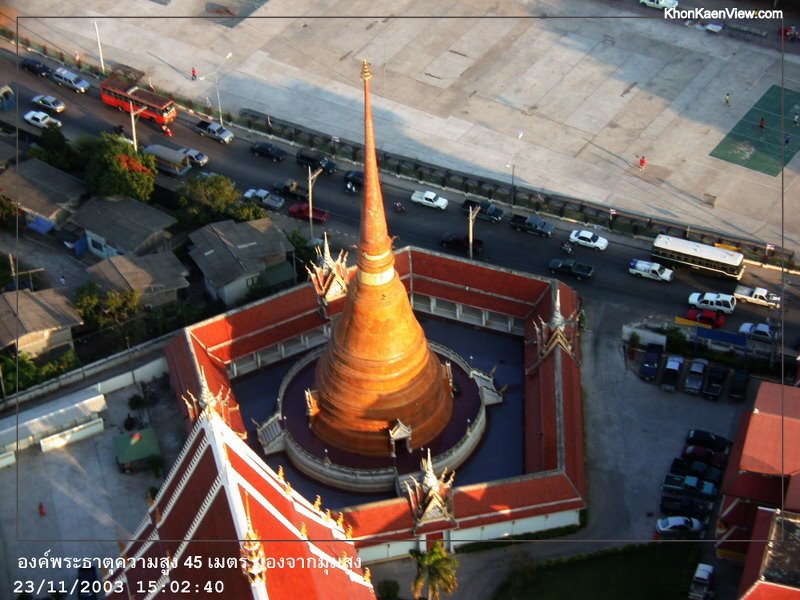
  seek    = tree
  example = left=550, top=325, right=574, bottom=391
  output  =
left=28, top=125, right=77, bottom=171
left=83, top=134, right=156, bottom=202
left=375, top=579, right=400, bottom=600
left=74, top=282, right=139, bottom=329
left=178, top=174, right=240, bottom=224
left=409, top=542, right=459, bottom=600
left=286, top=229, right=317, bottom=279
left=228, top=201, right=267, bottom=222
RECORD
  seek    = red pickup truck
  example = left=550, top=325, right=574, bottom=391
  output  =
left=288, top=203, right=330, bottom=224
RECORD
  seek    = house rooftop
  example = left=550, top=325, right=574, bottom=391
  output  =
left=0, top=289, right=82, bottom=349
left=0, top=158, right=86, bottom=220
left=87, top=253, right=189, bottom=295
left=762, top=511, right=800, bottom=588
left=188, top=218, right=294, bottom=288
left=70, top=196, right=176, bottom=253
left=741, top=382, right=800, bottom=476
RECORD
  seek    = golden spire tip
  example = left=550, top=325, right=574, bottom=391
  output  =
left=361, top=60, right=372, bottom=81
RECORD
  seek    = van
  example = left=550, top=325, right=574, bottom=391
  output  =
left=51, top=68, right=90, bottom=93
left=296, top=149, right=337, bottom=174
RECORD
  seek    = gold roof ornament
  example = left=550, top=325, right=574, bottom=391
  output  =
left=277, top=465, right=285, bottom=481
left=314, top=495, right=322, bottom=511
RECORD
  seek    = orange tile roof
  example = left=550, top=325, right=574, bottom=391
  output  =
left=741, top=382, right=800, bottom=476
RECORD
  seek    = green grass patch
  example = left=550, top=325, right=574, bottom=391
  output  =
left=492, top=543, right=700, bottom=600
left=710, top=85, right=800, bottom=176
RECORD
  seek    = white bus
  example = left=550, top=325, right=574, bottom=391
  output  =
left=651, top=234, right=745, bottom=280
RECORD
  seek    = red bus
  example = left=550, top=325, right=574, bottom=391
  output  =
left=100, top=76, right=177, bottom=125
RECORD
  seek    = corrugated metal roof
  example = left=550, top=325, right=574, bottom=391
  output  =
left=87, top=253, right=189, bottom=295
left=188, top=218, right=294, bottom=288
left=0, top=158, right=85, bottom=221
left=70, top=196, right=176, bottom=253
left=0, top=288, right=82, bottom=348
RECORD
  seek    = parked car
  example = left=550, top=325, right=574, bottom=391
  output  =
left=21, top=58, right=52, bottom=77
left=686, top=430, right=732, bottom=453
left=670, top=458, right=723, bottom=485
left=251, top=142, right=287, bottom=162
left=288, top=203, right=330, bottom=224
left=23, top=110, right=61, bottom=129
left=179, top=148, right=209, bottom=167
left=686, top=308, right=725, bottom=328
left=569, top=229, right=608, bottom=250
left=440, top=233, right=484, bottom=256
left=683, top=359, right=709, bottom=394
left=659, top=495, right=714, bottom=519
left=344, top=170, right=364, bottom=194
left=639, top=344, right=663, bottom=381
left=682, top=445, right=727, bottom=469
left=31, top=94, right=65, bottom=113
left=655, top=516, right=704, bottom=539
left=738, top=322, right=779, bottom=343
left=660, top=355, right=684, bottom=392
left=728, top=369, right=750, bottom=402
left=243, top=189, right=285, bottom=211
left=702, top=364, right=728, bottom=400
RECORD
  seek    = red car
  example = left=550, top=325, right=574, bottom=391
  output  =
left=682, top=444, right=727, bottom=469
left=288, top=203, right=330, bottom=224
left=686, top=308, right=725, bottom=328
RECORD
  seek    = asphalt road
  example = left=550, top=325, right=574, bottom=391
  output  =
left=5, top=50, right=799, bottom=345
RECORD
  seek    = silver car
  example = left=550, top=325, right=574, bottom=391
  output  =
left=683, top=359, right=709, bottom=395
left=32, top=94, right=66, bottom=113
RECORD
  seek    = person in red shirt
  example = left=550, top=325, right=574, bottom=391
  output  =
left=639, top=156, right=647, bottom=171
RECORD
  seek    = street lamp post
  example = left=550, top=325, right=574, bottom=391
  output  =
left=128, top=100, right=147, bottom=152
left=307, top=166, right=323, bottom=240
left=213, top=52, right=233, bottom=126
left=467, top=206, right=479, bottom=260
left=506, top=131, right=524, bottom=207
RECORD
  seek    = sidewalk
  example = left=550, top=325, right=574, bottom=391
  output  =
left=4, top=0, right=800, bottom=252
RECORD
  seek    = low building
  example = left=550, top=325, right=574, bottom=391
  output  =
left=716, top=382, right=800, bottom=560
left=738, top=508, right=800, bottom=599
left=188, top=218, right=295, bottom=307
left=86, top=253, right=190, bottom=309
left=69, top=196, right=176, bottom=259
left=0, top=157, right=86, bottom=232
left=0, top=289, right=82, bottom=356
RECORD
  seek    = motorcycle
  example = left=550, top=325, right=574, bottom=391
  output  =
left=561, top=241, right=573, bottom=255
left=112, top=125, right=125, bottom=136
left=161, top=125, right=174, bottom=137
left=345, top=181, right=358, bottom=194
left=393, top=202, right=406, bottom=214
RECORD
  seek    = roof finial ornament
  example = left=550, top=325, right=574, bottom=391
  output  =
left=361, top=59, right=372, bottom=81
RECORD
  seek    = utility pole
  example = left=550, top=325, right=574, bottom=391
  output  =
left=128, top=101, right=147, bottom=152
left=467, top=206, right=479, bottom=260
left=94, top=21, right=105, bottom=74
left=307, top=167, right=323, bottom=241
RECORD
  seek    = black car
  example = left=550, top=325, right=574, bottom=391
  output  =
left=251, top=142, right=287, bottom=162
left=21, top=58, right=51, bottom=77
left=686, top=429, right=732, bottom=453
left=728, top=369, right=750, bottom=402
left=296, top=149, right=337, bottom=174
left=659, top=495, right=714, bottom=519
left=702, top=364, right=728, bottom=400
left=639, top=343, right=663, bottom=381
left=344, top=170, right=364, bottom=194
left=461, top=199, right=505, bottom=223
left=440, top=233, right=484, bottom=255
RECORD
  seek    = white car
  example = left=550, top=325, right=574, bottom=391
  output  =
left=31, top=94, right=65, bottom=113
left=243, top=188, right=285, bottom=211
left=24, top=110, right=61, bottom=129
left=639, top=0, right=678, bottom=9
left=688, top=292, right=736, bottom=315
left=569, top=230, right=608, bottom=251
left=411, top=190, right=448, bottom=210
left=179, top=148, right=209, bottom=167
left=738, top=322, right=779, bottom=343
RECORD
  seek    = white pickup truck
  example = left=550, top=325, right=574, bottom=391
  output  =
left=411, top=190, right=448, bottom=210
left=628, top=259, right=673, bottom=282
left=733, top=286, right=781, bottom=309
left=688, top=563, right=713, bottom=600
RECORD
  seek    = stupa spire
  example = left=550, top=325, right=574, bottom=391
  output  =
left=308, top=60, right=453, bottom=457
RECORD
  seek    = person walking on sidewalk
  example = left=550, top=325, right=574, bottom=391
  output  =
left=724, top=93, right=730, bottom=107
left=638, top=156, right=647, bottom=171
left=191, top=66, right=197, bottom=81
left=794, top=113, right=799, bottom=127
left=759, top=117, right=766, bottom=133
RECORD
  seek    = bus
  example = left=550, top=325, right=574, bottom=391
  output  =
left=100, top=75, right=177, bottom=125
left=143, top=144, right=191, bottom=176
left=650, top=234, right=745, bottom=280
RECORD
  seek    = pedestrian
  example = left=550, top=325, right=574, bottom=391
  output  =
left=785, top=134, right=791, bottom=146
left=794, top=113, right=799, bottom=127
left=59, top=274, right=66, bottom=287
left=759, top=117, right=766, bottom=133
left=724, top=93, right=730, bottom=107
left=38, top=502, right=46, bottom=516
left=639, top=156, right=647, bottom=171
left=191, top=66, right=197, bottom=81
left=74, top=52, right=81, bottom=69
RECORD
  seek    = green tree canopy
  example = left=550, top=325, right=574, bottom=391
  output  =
left=74, top=282, right=140, bottom=329
left=28, top=125, right=77, bottom=172
left=178, top=175, right=240, bottom=224
left=227, top=201, right=267, bottom=223
left=409, top=542, right=459, bottom=600
left=82, top=134, right=156, bottom=202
